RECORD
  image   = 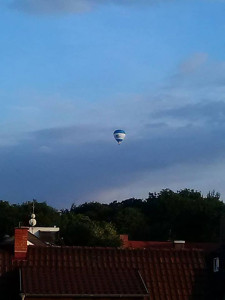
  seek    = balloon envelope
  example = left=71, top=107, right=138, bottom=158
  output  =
left=113, top=129, right=126, bottom=144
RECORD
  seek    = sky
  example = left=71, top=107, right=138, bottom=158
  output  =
left=1, top=0, right=225, bottom=208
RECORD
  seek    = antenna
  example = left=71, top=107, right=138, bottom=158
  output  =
left=29, top=199, right=37, bottom=230
left=32, top=200, right=35, bottom=215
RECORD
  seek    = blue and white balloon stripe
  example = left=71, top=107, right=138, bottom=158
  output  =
left=113, top=129, right=126, bottom=145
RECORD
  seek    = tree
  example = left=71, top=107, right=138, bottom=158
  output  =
left=115, top=207, right=149, bottom=240
left=0, top=200, right=18, bottom=238
left=60, top=213, right=121, bottom=247
left=145, top=189, right=225, bottom=242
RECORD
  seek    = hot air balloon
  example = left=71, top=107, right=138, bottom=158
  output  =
left=113, top=129, right=126, bottom=145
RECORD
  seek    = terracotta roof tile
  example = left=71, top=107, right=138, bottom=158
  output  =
left=16, top=246, right=211, bottom=299
left=22, top=267, right=148, bottom=296
left=0, top=245, right=216, bottom=299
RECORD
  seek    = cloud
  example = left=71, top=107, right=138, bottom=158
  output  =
left=38, top=145, right=52, bottom=153
left=8, top=0, right=167, bottom=14
left=2, top=53, right=225, bottom=207
left=94, top=160, right=225, bottom=203
left=31, top=124, right=112, bottom=145
left=8, top=0, right=97, bottom=14
left=1, top=109, right=224, bottom=208
left=179, top=53, right=208, bottom=74
left=170, top=53, right=225, bottom=90
left=153, top=101, right=225, bottom=127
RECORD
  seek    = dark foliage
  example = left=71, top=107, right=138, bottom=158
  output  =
left=0, top=188, right=224, bottom=245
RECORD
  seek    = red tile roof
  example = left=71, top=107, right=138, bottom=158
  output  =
left=0, top=249, right=19, bottom=299
left=126, top=240, right=219, bottom=252
left=21, top=267, right=148, bottom=296
left=16, top=246, right=211, bottom=300
left=125, top=240, right=174, bottom=249
left=120, top=235, right=219, bottom=252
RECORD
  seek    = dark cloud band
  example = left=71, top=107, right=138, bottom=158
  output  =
left=8, top=0, right=164, bottom=14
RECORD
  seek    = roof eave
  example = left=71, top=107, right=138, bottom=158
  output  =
left=23, top=293, right=149, bottom=298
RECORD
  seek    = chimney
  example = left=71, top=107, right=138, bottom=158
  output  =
left=14, top=227, right=29, bottom=260
left=174, top=240, right=185, bottom=249
left=120, top=234, right=129, bottom=248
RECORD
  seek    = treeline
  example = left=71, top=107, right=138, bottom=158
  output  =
left=0, top=189, right=224, bottom=246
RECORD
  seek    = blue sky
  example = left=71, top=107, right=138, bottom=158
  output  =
left=1, top=0, right=225, bottom=208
